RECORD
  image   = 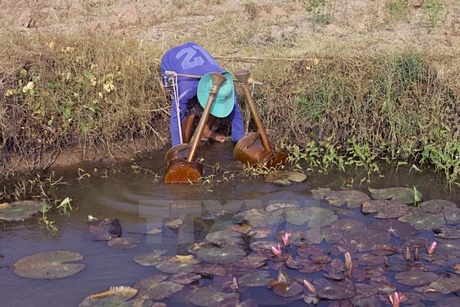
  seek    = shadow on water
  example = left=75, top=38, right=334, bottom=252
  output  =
left=0, top=142, right=459, bottom=306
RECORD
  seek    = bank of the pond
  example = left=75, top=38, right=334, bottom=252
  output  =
left=1, top=1, right=460, bottom=185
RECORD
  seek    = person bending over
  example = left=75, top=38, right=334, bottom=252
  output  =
left=160, top=42, right=244, bottom=146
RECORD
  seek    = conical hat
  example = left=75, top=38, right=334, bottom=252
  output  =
left=197, top=72, right=235, bottom=118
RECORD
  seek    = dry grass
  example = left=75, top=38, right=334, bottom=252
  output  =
left=1, top=0, right=460, bottom=176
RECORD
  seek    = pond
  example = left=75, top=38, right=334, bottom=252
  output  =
left=1, top=142, right=459, bottom=306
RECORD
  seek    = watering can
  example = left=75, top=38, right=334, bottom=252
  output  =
left=164, top=73, right=227, bottom=183
left=233, top=68, right=288, bottom=168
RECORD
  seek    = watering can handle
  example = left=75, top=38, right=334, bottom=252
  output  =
left=186, top=73, right=227, bottom=162
left=234, top=68, right=272, bottom=152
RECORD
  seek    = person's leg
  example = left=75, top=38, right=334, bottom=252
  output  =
left=203, top=115, right=226, bottom=143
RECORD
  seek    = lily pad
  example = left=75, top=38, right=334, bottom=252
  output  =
left=272, top=280, right=304, bottom=298
left=313, top=277, right=357, bottom=300
left=324, top=190, right=371, bottom=208
left=444, top=207, right=460, bottom=225
left=235, top=253, right=268, bottom=269
left=303, top=227, right=343, bottom=244
left=286, top=207, right=338, bottom=227
left=134, top=274, right=184, bottom=300
left=169, top=272, right=201, bottom=285
left=368, top=219, right=416, bottom=239
left=331, top=218, right=367, bottom=233
left=196, top=244, right=246, bottom=264
left=79, top=286, right=137, bottom=307
left=419, top=199, right=457, bottom=214
left=266, top=171, right=307, bottom=183
left=395, top=268, right=439, bottom=286
left=133, top=249, right=168, bottom=266
left=420, top=274, right=460, bottom=294
left=14, top=250, right=85, bottom=279
left=266, top=202, right=301, bottom=214
left=342, top=229, right=391, bottom=252
left=398, top=210, right=446, bottom=230
left=189, top=286, right=239, bottom=306
left=205, top=229, right=243, bottom=245
left=238, top=270, right=272, bottom=287
left=369, top=187, right=421, bottom=204
left=107, top=237, right=140, bottom=250
left=435, top=297, right=460, bottom=307
left=362, top=199, right=409, bottom=218
left=0, top=200, right=42, bottom=221
left=232, top=208, right=283, bottom=228
left=433, top=226, right=460, bottom=239
left=87, top=218, right=122, bottom=241
left=156, top=255, right=201, bottom=273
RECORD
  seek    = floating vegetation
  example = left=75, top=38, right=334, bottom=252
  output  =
left=265, top=170, right=307, bottom=186
left=368, top=187, right=422, bottom=204
left=133, top=250, right=168, bottom=266
left=107, top=237, right=140, bottom=250
left=134, top=274, right=184, bottom=300
left=78, top=286, right=137, bottom=307
left=238, top=270, right=272, bottom=287
left=188, top=286, right=239, bottom=306
left=0, top=200, right=42, bottom=221
left=13, top=250, right=85, bottom=279
left=395, top=268, right=439, bottom=287
left=286, top=207, right=338, bottom=227
left=399, top=209, right=447, bottom=230
left=361, top=199, right=409, bottom=218
left=87, top=218, right=122, bottom=241
left=196, top=244, right=246, bottom=264
left=156, top=255, right=201, bottom=274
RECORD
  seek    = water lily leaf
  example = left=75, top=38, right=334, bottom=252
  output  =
left=14, top=250, right=85, bottom=279
left=395, top=268, right=438, bottom=286
left=331, top=218, right=367, bottom=233
left=313, top=277, right=357, bottom=300
left=133, top=250, right=168, bottom=266
left=0, top=200, right=42, bottom=221
left=165, top=218, right=183, bottom=229
left=368, top=187, right=420, bottom=204
left=196, top=244, right=246, bottom=264
left=266, top=171, right=307, bottom=183
left=310, top=188, right=334, bottom=200
left=272, top=281, right=304, bottom=297
left=435, top=238, right=460, bottom=258
left=419, top=199, right=457, bottom=214
left=303, top=227, right=343, bottom=244
left=134, top=274, right=184, bottom=300
left=189, top=286, right=239, bottom=306
left=156, top=255, right=201, bottom=273
left=88, top=218, right=122, bottom=241
left=235, top=253, right=268, bottom=269
left=169, top=272, right=201, bottom=285
left=233, top=208, right=283, bottom=228
left=362, top=199, right=409, bottom=218
left=421, top=274, right=460, bottom=294
left=443, top=207, right=460, bottom=225
left=434, top=297, right=460, bottom=307
left=266, top=202, right=300, bottom=214
left=286, top=207, right=337, bottom=227
left=205, top=229, right=243, bottom=245
left=79, top=286, right=137, bottom=307
left=193, top=264, right=227, bottom=277
left=325, top=190, right=371, bottom=208
left=433, top=226, right=460, bottom=239
left=239, top=270, right=272, bottom=287
left=107, top=237, right=140, bottom=249
left=342, top=229, right=391, bottom=252
left=368, top=219, right=416, bottom=239
left=398, top=210, right=446, bottom=230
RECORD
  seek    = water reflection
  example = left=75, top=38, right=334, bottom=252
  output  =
left=0, top=142, right=459, bottom=306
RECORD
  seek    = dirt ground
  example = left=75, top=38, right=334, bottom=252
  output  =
left=2, top=0, right=459, bottom=55
left=1, top=0, right=459, bottom=171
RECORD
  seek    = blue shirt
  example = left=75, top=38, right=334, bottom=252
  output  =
left=160, top=42, right=244, bottom=146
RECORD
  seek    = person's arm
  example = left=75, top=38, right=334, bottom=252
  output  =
left=229, top=96, right=245, bottom=143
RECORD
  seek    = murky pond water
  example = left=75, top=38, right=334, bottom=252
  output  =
left=1, top=142, right=459, bottom=306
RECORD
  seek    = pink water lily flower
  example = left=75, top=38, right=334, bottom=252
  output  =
left=271, top=243, right=283, bottom=256
left=427, top=241, right=437, bottom=254
left=281, top=232, right=291, bottom=247
left=389, top=291, right=401, bottom=307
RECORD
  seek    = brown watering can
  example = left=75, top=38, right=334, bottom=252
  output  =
left=164, top=73, right=227, bottom=183
left=233, top=68, right=288, bottom=168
